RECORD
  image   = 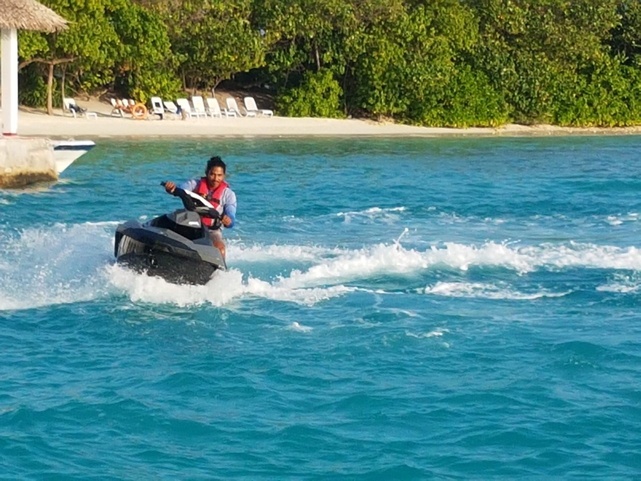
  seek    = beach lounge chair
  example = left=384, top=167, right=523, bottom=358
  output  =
left=205, top=97, right=222, bottom=118
left=226, top=97, right=255, bottom=117
left=63, top=97, right=97, bottom=119
left=190, top=96, right=209, bottom=118
left=119, top=99, right=132, bottom=114
left=244, top=96, right=273, bottom=117
left=205, top=97, right=235, bottom=118
left=163, top=100, right=181, bottom=119
left=176, top=98, right=197, bottom=119
left=150, top=97, right=165, bottom=119
left=110, top=98, right=125, bottom=117
left=115, top=99, right=127, bottom=115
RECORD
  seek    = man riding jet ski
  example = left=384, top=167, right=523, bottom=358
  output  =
left=115, top=156, right=236, bottom=285
left=163, top=156, right=236, bottom=260
left=114, top=183, right=227, bottom=285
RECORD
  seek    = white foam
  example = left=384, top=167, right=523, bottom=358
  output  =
left=233, top=243, right=346, bottom=262
left=425, top=328, right=449, bottom=337
left=336, top=206, right=406, bottom=224
left=0, top=223, right=115, bottom=310
left=83, top=220, right=122, bottom=228
left=336, top=206, right=406, bottom=217
left=406, top=328, right=450, bottom=338
left=4, top=220, right=641, bottom=310
left=596, top=273, right=641, bottom=293
left=417, top=241, right=641, bottom=273
left=99, top=234, right=641, bottom=304
left=106, top=265, right=246, bottom=307
left=597, top=283, right=640, bottom=293
left=425, top=282, right=570, bottom=300
left=605, top=212, right=638, bottom=226
left=106, top=265, right=354, bottom=307
left=269, top=240, right=536, bottom=288
left=528, top=242, right=641, bottom=270
left=288, top=321, right=313, bottom=332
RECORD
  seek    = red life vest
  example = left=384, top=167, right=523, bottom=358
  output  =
left=194, top=178, right=228, bottom=228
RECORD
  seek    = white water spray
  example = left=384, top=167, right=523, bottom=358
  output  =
left=393, top=228, right=410, bottom=250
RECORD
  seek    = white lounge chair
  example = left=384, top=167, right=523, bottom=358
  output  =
left=163, top=100, right=181, bottom=119
left=226, top=97, right=255, bottom=117
left=121, top=99, right=134, bottom=112
left=119, top=99, right=132, bottom=114
left=244, top=96, right=273, bottom=117
left=63, top=97, right=97, bottom=119
left=109, top=98, right=125, bottom=117
left=176, top=98, right=197, bottom=119
left=205, top=97, right=235, bottom=118
left=190, top=96, right=209, bottom=118
left=149, top=97, right=165, bottom=119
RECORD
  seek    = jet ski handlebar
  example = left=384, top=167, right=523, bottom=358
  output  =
left=161, top=181, right=221, bottom=220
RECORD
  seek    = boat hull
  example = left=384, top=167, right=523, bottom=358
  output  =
left=51, top=140, right=96, bottom=173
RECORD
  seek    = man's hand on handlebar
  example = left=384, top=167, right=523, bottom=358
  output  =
left=164, top=181, right=176, bottom=194
left=206, top=210, right=231, bottom=227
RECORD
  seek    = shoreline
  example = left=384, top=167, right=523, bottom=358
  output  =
left=12, top=101, right=641, bottom=139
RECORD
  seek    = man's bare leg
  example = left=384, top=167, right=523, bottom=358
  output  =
left=214, top=240, right=226, bottom=259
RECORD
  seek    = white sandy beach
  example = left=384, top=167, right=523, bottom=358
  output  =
left=12, top=98, right=641, bottom=139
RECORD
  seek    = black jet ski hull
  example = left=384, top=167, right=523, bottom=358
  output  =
left=114, top=214, right=225, bottom=285
left=116, top=234, right=217, bottom=285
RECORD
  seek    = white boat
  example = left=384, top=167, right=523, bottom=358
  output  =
left=50, top=140, right=96, bottom=173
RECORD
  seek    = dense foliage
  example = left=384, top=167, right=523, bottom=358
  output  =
left=15, top=0, right=641, bottom=126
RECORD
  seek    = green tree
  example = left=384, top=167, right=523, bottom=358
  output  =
left=109, top=0, right=180, bottom=101
left=347, top=0, right=483, bottom=123
left=277, top=68, right=343, bottom=117
left=18, top=0, right=179, bottom=111
left=611, top=0, right=641, bottom=68
left=156, top=0, right=265, bottom=91
left=19, top=0, right=122, bottom=113
left=465, top=0, right=622, bottom=124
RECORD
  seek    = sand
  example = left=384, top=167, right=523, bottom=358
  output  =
left=13, top=97, right=641, bottom=139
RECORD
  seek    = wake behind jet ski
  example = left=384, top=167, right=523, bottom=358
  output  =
left=114, top=183, right=226, bottom=285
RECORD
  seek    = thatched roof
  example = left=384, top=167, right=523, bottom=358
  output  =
left=0, top=0, right=67, bottom=32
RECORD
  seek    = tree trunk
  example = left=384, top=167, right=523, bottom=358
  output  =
left=47, top=63, right=54, bottom=115
left=61, top=68, right=66, bottom=110
left=314, top=42, right=321, bottom=71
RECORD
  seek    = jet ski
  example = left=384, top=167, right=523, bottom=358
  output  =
left=114, top=183, right=226, bottom=285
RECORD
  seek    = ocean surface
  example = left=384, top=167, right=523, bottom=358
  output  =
left=1, top=135, right=640, bottom=480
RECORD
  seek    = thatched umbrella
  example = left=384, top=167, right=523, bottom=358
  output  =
left=0, top=0, right=68, bottom=32
left=1, top=0, right=67, bottom=135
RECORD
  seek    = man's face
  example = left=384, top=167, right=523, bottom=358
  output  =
left=206, top=166, right=225, bottom=188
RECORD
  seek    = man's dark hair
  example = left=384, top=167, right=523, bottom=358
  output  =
left=206, top=156, right=226, bottom=174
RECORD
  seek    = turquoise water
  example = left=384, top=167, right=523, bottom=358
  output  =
left=1, top=136, right=641, bottom=479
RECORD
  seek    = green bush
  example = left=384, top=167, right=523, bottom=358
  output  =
left=554, top=58, right=641, bottom=126
left=437, top=66, right=509, bottom=128
left=129, top=70, right=182, bottom=104
left=18, top=66, right=49, bottom=108
left=276, top=69, right=344, bottom=118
